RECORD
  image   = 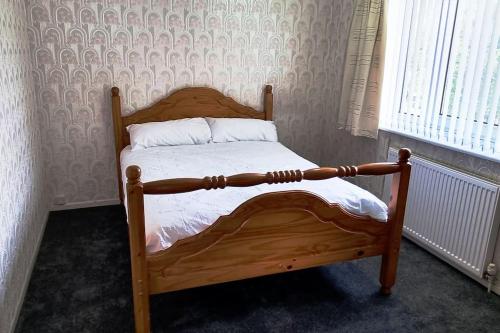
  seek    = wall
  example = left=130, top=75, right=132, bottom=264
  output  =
left=27, top=0, right=354, bottom=207
left=0, top=1, right=49, bottom=332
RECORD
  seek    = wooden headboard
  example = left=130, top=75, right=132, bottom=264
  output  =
left=111, top=85, right=273, bottom=202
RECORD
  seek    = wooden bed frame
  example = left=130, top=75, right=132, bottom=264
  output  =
left=111, top=85, right=411, bottom=333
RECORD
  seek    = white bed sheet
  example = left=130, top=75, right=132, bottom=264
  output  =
left=121, top=141, right=388, bottom=253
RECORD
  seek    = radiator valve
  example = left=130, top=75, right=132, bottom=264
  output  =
left=485, top=263, right=497, bottom=293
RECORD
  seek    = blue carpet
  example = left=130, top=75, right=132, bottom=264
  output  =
left=15, top=205, right=500, bottom=332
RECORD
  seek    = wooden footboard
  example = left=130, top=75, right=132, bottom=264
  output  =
left=147, top=191, right=389, bottom=294
left=124, top=148, right=411, bottom=333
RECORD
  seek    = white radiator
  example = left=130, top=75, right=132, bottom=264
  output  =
left=385, top=148, right=500, bottom=281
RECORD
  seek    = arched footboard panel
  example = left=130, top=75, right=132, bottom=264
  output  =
left=147, top=191, right=389, bottom=294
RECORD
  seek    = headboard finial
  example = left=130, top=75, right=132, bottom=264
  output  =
left=111, top=86, right=120, bottom=97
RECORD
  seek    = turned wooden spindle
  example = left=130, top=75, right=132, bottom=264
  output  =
left=202, top=175, right=228, bottom=190
left=140, top=149, right=413, bottom=196
left=142, top=158, right=409, bottom=195
left=266, top=169, right=303, bottom=184
left=337, top=166, right=358, bottom=177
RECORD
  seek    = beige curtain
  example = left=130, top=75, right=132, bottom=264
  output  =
left=338, top=0, right=386, bottom=139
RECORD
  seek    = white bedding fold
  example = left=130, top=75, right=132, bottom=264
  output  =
left=121, top=141, right=388, bottom=253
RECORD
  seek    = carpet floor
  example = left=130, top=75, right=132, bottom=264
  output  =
left=15, top=205, right=500, bottom=332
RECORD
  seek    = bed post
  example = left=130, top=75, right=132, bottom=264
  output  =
left=112, top=87, right=124, bottom=203
left=380, top=148, right=411, bottom=295
left=126, top=166, right=151, bottom=333
left=264, top=85, right=273, bottom=120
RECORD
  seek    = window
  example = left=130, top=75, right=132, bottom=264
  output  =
left=380, top=0, right=500, bottom=161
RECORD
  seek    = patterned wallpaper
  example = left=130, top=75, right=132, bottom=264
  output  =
left=26, top=0, right=354, bottom=206
left=0, top=1, right=49, bottom=332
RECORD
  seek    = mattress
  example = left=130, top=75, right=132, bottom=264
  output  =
left=120, top=141, right=388, bottom=253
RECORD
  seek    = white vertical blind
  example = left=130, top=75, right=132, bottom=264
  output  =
left=381, top=0, right=500, bottom=161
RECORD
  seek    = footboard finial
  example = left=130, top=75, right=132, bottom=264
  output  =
left=126, top=165, right=142, bottom=185
left=398, top=148, right=411, bottom=164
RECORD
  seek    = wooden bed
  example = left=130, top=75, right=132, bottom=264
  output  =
left=111, top=85, right=411, bottom=333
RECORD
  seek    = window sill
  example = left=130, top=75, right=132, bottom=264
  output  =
left=379, top=127, right=500, bottom=164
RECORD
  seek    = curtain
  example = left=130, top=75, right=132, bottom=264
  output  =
left=338, top=0, right=386, bottom=139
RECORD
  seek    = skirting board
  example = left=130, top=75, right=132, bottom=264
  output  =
left=494, top=281, right=500, bottom=295
left=9, top=209, right=49, bottom=333
left=51, top=198, right=121, bottom=211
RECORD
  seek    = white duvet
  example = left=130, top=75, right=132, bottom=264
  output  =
left=121, top=141, right=388, bottom=253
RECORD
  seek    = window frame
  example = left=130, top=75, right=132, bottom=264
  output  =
left=379, top=0, right=500, bottom=162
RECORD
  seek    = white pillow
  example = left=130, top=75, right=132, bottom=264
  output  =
left=206, top=118, right=278, bottom=143
left=127, top=118, right=211, bottom=151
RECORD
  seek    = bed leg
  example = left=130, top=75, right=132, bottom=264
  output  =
left=126, top=166, right=151, bottom=332
left=131, top=278, right=151, bottom=333
left=380, top=149, right=411, bottom=295
left=379, top=247, right=400, bottom=295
